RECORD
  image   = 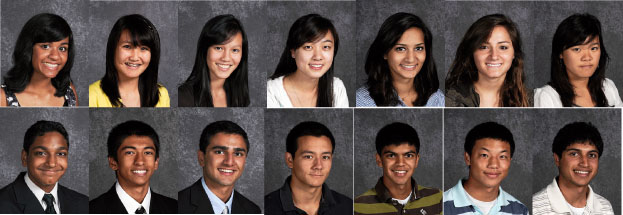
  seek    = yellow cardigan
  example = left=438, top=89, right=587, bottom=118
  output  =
left=89, top=80, right=170, bottom=107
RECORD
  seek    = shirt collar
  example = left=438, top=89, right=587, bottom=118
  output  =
left=546, top=177, right=596, bottom=213
left=115, top=181, right=151, bottom=214
left=278, top=176, right=336, bottom=214
left=201, top=177, right=234, bottom=214
left=374, top=176, right=417, bottom=203
left=449, top=179, right=509, bottom=213
left=24, top=172, right=59, bottom=212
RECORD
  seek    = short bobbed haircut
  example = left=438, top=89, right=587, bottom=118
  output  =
left=23, top=120, right=69, bottom=153
left=270, top=14, right=340, bottom=107
left=552, top=122, right=603, bottom=158
left=286, top=121, right=335, bottom=157
left=550, top=13, right=610, bottom=107
left=365, top=12, right=439, bottom=106
left=446, top=14, right=530, bottom=107
left=101, top=14, right=161, bottom=107
left=180, top=14, right=249, bottom=107
left=375, top=122, right=420, bottom=155
left=199, top=120, right=249, bottom=153
left=464, top=121, right=515, bottom=157
left=107, top=120, right=160, bottom=161
left=3, top=13, right=74, bottom=97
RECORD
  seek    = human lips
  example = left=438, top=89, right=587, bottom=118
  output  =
left=43, top=62, right=61, bottom=70
left=38, top=168, right=62, bottom=176
left=573, top=169, right=591, bottom=177
left=216, top=63, right=233, bottom=71
left=392, top=169, right=408, bottom=177
left=484, top=171, right=501, bottom=178
left=218, top=168, right=236, bottom=176
left=309, top=64, right=324, bottom=70
left=400, top=64, right=417, bottom=71
left=486, top=63, right=502, bottom=68
left=131, top=169, right=148, bottom=176
left=124, top=62, right=143, bottom=69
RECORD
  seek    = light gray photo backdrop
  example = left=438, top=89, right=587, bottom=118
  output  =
left=531, top=109, right=621, bottom=215
left=444, top=109, right=534, bottom=209
left=264, top=109, right=354, bottom=198
left=178, top=1, right=268, bottom=107
left=85, top=1, right=180, bottom=107
left=89, top=108, right=180, bottom=200
left=355, top=0, right=447, bottom=92
left=265, top=1, right=357, bottom=107
left=1, top=0, right=90, bottom=106
left=0, top=108, right=89, bottom=196
left=172, top=108, right=265, bottom=211
left=354, top=109, right=443, bottom=197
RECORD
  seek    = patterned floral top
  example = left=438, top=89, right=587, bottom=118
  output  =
left=1, top=84, right=77, bottom=107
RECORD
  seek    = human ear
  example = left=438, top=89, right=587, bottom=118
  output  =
left=553, top=153, right=561, bottom=167
left=464, top=152, right=471, bottom=166
left=375, top=154, right=382, bottom=168
left=108, top=157, right=118, bottom=171
left=197, top=150, right=205, bottom=167
left=285, top=152, right=294, bottom=169
left=21, top=150, right=28, bottom=167
left=291, top=49, right=295, bottom=59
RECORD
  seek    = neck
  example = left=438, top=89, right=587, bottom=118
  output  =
left=27, top=172, right=54, bottom=193
left=288, top=71, right=320, bottom=92
left=118, top=180, right=149, bottom=203
left=117, top=75, right=140, bottom=93
left=557, top=177, right=589, bottom=207
left=473, top=75, right=504, bottom=93
left=568, top=76, right=590, bottom=90
left=26, top=72, right=55, bottom=92
left=204, top=177, right=234, bottom=203
left=384, top=176, right=412, bottom=200
left=290, top=177, right=323, bottom=214
left=210, top=78, right=226, bottom=91
left=463, top=177, right=499, bottom=202
left=392, top=77, right=415, bottom=95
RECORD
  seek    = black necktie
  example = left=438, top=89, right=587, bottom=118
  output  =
left=135, top=206, right=146, bottom=214
left=42, top=194, right=56, bottom=214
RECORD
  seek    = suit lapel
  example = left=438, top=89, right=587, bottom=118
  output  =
left=13, top=172, right=45, bottom=214
left=104, top=185, right=128, bottom=214
left=231, top=191, right=244, bottom=214
left=189, top=179, right=215, bottom=213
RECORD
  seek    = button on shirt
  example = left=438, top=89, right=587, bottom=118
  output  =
left=24, top=173, right=60, bottom=214
left=202, top=177, right=233, bottom=214
left=115, top=182, right=152, bottom=214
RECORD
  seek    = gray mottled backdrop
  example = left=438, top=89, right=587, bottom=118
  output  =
left=353, top=109, right=443, bottom=197
left=1, top=0, right=90, bottom=106
left=444, top=109, right=534, bottom=209
left=0, top=108, right=89, bottom=196
left=356, top=0, right=447, bottom=91
left=265, top=1, right=356, bottom=107
left=264, top=109, right=353, bottom=198
left=531, top=109, right=621, bottom=215
left=533, top=2, right=623, bottom=99
left=443, top=1, right=536, bottom=90
left=85, top=1, right=180, bottom=107
left=173, top=108, right=265, bottom=211
left=89, top=108, right=179, bottom=200
left=178, top=1, right=268, bottom=107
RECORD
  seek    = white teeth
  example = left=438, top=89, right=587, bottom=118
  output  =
left=219, top=169, right=233, bottom=173
left=401, top=65, right=415, bottom=69
left=575, top=170, right=589, bottom=174
left=44, top=63, right=59, bottom=68
left=393, top=170, right=406, bottom=174
left=310, top=64, right=322, bottom=68
left=486, top=63, right=501, bottom=67
left=125, top=62, right=140, bottom=67
left=217, top=64, right=231, bottom=69
left=132, top=170, right=146, bottom=174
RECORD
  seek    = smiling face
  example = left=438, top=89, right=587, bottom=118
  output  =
left=473, top=26, right=514, bottom=81
left=198, top=132, right=247, bottom=189
left=207, top=32, right=243, bottom=81
left=376, top=143, right=419, bottom=190
left=108, top=135, right=159, bottom=189
left=555, top=142, right=599, bottom=188
left=291, top=32, right=335, bottom=80
left=286, top=135, right=333, bottom=188
left=22, top=132, right=68, bottom=193
left=465, top=138, right=511, bottom=190
left=561, top=37, right=601, bottom=81
left=31, top=37, right=69, bottom=79
left=385, top=27, right=426, bottom=82
left=114, top=30, right=151, bottom=80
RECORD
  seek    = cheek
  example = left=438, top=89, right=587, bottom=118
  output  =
left=142, top=52, right=152, bottom=64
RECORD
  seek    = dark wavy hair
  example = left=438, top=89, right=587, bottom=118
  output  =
left=445, top=14, right=530, bottom=107
left=179, top=15, right=249, bottom=107
left=552, top=122, right=603, bottom=158
left=365, top=13, right=439, bottom=106
left=100, top=14, right=161, bottom=107
left=3, top=13, right=74, bottom=97
left=549, top=13, right=609, bottom=107
left=270, top=14, right=340, bottom=107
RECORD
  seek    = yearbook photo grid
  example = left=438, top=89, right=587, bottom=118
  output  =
left=0, top=0, right=622, bottom=215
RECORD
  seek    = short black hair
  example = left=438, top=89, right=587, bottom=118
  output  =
left=464, top=122, right=515, bottom=157
left=286, top=121, right=335, bottom=157
left=552, top=122, right=603, bottom=158
left=23, top=120, right=69, bottom=153
left=199, top=120, right=249, bottom=153
left=107, top=120, right=160, bottom=161
left=375, top=122, right=420, bottom=155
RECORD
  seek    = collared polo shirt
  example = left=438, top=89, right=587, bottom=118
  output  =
left=443, top=179, right=529, bottom=215
left=354, top=177, right=443, bottom=215
left=264, top=176, right=353, bottom=215
left=532, top=178, right=614, bottom=214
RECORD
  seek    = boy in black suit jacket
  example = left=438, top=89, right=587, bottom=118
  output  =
left=0, top=120, right=88, bottom=214
left=178, top=121, right=261, bottom=214
left=89, top=120, right=177, bottom=214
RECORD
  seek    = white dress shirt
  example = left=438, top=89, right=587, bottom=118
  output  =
left=115, top=182, right=152, bottom=214
left=24, top=172, right=60, bottom=214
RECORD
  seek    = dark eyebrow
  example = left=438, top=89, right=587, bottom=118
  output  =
left=234, top=148, right=247, bottom=152
left=121, top=146, right=136, bottom=151
left=322, top=40, right=333, bottom=43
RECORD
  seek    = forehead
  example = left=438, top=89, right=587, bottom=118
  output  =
left=296, top=135, right=333, bottom=153
left=307, top=31, right=334, bottom=44
left=31, top=131, right=68, bottom=149
left=473, top=138, right=510, bottom=152
left=207, top=132, right=247, bottom=150
left=485, top=26, right=512, bottom=43
left=119, top=135, right=155, bottom=150
left=397, top=27, right=424, bottom=44
left=382, top=143, right=417, bottom=153
left=564, top=141, right=598, bottom=152
left=220, top=32, right=243, bottom=46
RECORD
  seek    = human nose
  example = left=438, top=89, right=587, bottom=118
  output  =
left=48, top=47, right=60, bottom=61
left=129, top=48, right=140, bottom=61
left=405, top=50, right=415, bottom=63
left=223, top=152, right=234, bottom=166
left=489, top=48, right=500, bottom=60
left=312, top=157, right=323, bottom=170
left=312, top=47, right=323, bottom=61
left=46, top=154, right=57, bottom=167
left=487, top=157, right=499, bottom=169
left=579, top=154, right=589, bottom=167
left=581, top=49, right=593, bottom=62
left=134, top=152, right=145, bottom=165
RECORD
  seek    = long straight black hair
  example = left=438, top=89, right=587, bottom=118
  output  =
left=550, top=13, right=609, bottom=107
left=365, top=12, right=439, bottom=106
left=270, top=14, right=339, bottom=107
left=100, top=14, right=161, bottom=107
left=3, top=13, right=74, bottom=97
left=179, top=14, right=249, bottom=107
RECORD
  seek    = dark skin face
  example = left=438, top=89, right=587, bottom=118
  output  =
left=22, top=131, right=68, bottom=193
